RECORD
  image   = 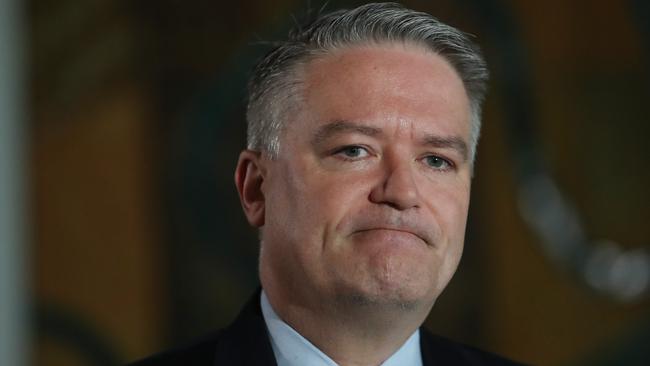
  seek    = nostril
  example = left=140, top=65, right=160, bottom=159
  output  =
left=369, top=180, right=420, bottom=210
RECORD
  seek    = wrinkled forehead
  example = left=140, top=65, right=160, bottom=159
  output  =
left=287, top=43, right=471, bottom=139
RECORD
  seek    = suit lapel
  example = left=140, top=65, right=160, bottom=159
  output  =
left=213, top=288, right=277, bottom=365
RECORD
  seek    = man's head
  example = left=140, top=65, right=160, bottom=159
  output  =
left=246, top=2, right=488, bottom=164
left=235, top=2, right=488, bottom=324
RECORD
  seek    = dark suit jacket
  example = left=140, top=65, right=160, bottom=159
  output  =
left=129, top=291, right=524, bottom=365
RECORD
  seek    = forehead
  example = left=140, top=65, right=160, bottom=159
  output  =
left=295, top=43, right=471, bottom=138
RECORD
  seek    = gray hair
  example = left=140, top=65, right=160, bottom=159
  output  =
left=246, top=2, right=489, bottom=164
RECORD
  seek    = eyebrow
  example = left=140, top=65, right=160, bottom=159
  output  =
left=311, top=119, right=469, bottom=162
left=422, top=135, right=469, bottom=162
left=311, top=120, right=381, bottom=145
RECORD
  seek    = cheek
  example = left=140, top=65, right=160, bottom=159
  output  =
left=265, top=159, right=358, bottom=243
left=421, top=184, right=469, bottom=293
left=435, top=182, right=469, bottom=268
left=423, top=178, right=470, bottom=242
left=444, top=192, right=469, bottom=237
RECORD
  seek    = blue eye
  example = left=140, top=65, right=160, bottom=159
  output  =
left=424, top=155, right=451, bottom=169
left=338, top=146, right=368, bottom=158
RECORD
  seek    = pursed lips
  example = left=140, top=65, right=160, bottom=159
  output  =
left=353, top=227, right=431, bottom=247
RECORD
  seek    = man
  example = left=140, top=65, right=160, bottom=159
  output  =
left=132, top=3, right=523, bottom=365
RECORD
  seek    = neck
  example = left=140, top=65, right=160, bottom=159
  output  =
left=262, top=284, right=431, bottom=366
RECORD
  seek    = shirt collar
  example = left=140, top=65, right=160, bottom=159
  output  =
left=260, top=290, right=423, bottom=366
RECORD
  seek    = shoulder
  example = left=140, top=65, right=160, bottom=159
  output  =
left=126, top=288, right=275, bottom=366
left=420, top=329, right=527, bottom=366
left=127, top=330, right=223, bottom=366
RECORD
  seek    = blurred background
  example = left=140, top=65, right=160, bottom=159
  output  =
left=1, top=0, right=649, bottom=365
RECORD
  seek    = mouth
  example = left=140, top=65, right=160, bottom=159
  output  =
left=354, top=227, right=430, bottom=246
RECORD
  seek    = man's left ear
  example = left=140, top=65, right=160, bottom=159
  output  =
left=234, top=149, right=266, bottom=227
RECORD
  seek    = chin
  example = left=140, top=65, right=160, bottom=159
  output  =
left=326, top=246, right=445, bottom=312
left=335, top=278, right=435, bottom=312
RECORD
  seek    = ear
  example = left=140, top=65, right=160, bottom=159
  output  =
left=234, top=149, right=266, bottom=227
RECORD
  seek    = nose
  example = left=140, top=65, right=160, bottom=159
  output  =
left=369, top=156, right=420, bottom=210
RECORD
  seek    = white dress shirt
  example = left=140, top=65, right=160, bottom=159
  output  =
left=260, top=291, right=423, bottom=366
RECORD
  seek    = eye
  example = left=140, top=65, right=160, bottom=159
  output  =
left=336, top=145, right=369, bottom=159
left=423, top=155, right=453, bottom=170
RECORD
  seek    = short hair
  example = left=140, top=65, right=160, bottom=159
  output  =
left=246, top=2, right=489, bottom=164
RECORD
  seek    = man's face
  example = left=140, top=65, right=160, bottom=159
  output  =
left=257, top=44, right=472, bottom=311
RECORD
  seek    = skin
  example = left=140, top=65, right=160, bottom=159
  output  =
left=235, top=43, right=472, bottom=366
